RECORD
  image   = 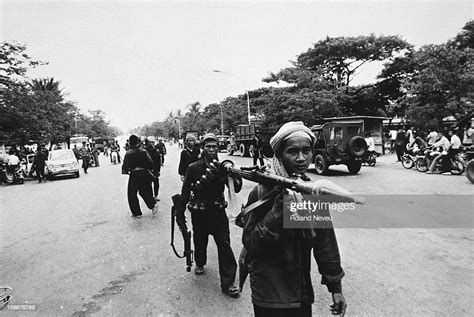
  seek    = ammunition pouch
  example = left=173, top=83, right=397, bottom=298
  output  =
left=187, top=199, right=228, bottom=212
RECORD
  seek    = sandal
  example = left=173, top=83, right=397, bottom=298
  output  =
left=194, top=266, right=205, bottom=275
left=222, top=285, right=240, bottom=298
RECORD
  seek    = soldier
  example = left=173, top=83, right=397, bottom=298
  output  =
left=156, top=139, right=167, bottom=166
left=176, top=133, right=239, bottom=298
left=78, top=142, right=91, bottom=174
left=144, top=138, right=161, bottom=201
left=122, top=135, right=158, bottom=217
left=32, top=144, right=47, bottom=183
left=178, top=135, right=200, bottom=182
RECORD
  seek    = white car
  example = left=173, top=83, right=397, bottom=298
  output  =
left=46, top=149, right=80, bottom=179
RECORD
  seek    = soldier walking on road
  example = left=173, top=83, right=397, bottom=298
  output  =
left=157, top=139, right=167, bottom=166
left=178, top=135, right=200, bottom=182
left=78, top=142, right=91, bottom=174
left=145, top=138, right=162, bottom=201
left=122, top=135, right=158, bottom=218
left=91, top=147, right=100, bottom=167
left=32, top=144, right=47, bottom=183
left=176, top=133, right=239, bottom=298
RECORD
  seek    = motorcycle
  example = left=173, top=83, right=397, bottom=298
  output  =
left=0, top=163, right=24, bottom=185
left=401, top=148, right=422, bottom=169
left=362, top=151, right=377, bottom=166
left=463, top=146, right=474, bottom=183
left=416, top=147, right=465, bottom=175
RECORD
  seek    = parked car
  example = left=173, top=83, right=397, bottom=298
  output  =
left=311, top=121, right=367, bottom=175
left=216, top=135, right=229, bottom=152
left=46, top=149, right=80, bottom=180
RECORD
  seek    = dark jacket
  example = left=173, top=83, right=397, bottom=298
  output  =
left=242, top=184, right=344, bottom=308
left=122, top=148, right=153, bottom=174
left=145, top=144, right=162, bottom=172
left=178, top=147, right=200, bottom=176
left=180, top=157, right=226, bottom=207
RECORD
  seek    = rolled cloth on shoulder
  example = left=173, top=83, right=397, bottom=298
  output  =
left=269, top=121, right=315, bottom=177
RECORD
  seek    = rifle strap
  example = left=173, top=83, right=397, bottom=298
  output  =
left=235, top=188, right=280, bottom=228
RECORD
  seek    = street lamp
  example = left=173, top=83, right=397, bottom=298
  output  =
left=213, top=70, right=251, bottom=125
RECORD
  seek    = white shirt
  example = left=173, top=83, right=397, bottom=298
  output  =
left=427, top=131, right=438, bottom=145
left=7, top=154, right=20, bottom=165
left=450, top=134, right=461, bottom=149
left=433, top=136, right=450, bottom=151
left=365, top=137, right=375, bottom=152
left=389, top=130, right=397, bottom=140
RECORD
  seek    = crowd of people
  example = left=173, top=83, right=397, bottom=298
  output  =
left=387, top=125, right=473, bottom=171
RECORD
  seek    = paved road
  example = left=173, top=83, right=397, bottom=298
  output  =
left=1, top=144, right=472, bottom=316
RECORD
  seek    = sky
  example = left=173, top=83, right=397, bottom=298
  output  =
left=1, top=0, right=472, bottom=132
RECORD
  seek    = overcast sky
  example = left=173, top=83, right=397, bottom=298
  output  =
left=1, top=0, right=472, bottom=132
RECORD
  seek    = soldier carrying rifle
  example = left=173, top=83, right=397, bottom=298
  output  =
left=240, top=121, right=348, bottom=316
left=175, top=133, right=240, bottom=298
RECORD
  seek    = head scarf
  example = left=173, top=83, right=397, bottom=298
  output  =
left=269, top=121, right=315, bottom=177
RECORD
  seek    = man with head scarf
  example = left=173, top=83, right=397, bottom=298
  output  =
left=178, top=134, right=200, bottom=182
left=176, top=133, right=239, bottom=298
left=241, top=121, right=347, bottom=316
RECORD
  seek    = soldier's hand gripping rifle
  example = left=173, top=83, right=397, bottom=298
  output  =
left=171, top=194, right=193, bottom=272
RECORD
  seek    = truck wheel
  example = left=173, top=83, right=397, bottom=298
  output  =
left=314, top=154, right=329, bottom=175
left=227, top=144, right=234, bottom=155
left=239, top=143, right=248, bottom=157
left=348, top=136, right=367, bottom=158
left=347, top=160, right=362, bottom=174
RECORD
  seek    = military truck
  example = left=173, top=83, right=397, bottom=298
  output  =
left=227, top=123, right=275, bottom=158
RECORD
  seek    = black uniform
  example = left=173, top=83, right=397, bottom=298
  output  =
left=157, top=141, right=167, bottom=165
left=178, top=146, right=200, bottom=178
left=32, top=149, right=47, bottom=182
left=145, top=144, right=161, bottom=198
left=178, top=157, right=237, bottom=289
left=122, top=148, right=156, bottom=216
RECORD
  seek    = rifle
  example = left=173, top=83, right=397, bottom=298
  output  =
left=170, top=194, right=193, bottom=272
left=218, top=159, right=365, bottom=203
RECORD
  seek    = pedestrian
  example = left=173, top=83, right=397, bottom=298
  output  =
left=78, top=142, right=91, bottom=174
left=91, top=147, right=100, bottom=167
left=115, top=141, right=122, bottom=163
left=175, top=133, right=240, bottom=298
left=178, top=135, right=200, bottom=182
left=252, top=132, right=265, bottom=168
left=241, top=121, right=347, bottom=317
left=389, top=129, right=397, bottom=153
left=32, top=144, right=47, bottom=183
left=72, top=145, right=80, bottom=160
left=157, top=139, right=167, bottom=166
left=121, top=135, right=158, bottom=217
left=145, top=138, right=161, bottom=201
left=394, top=129, right=406, bottom=161
left=365, top=133, right=375, bottom=155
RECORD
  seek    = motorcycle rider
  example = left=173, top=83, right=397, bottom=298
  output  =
left=6, top=148, right=20, bottom=181
left=427, top=131, right=451, bottom=173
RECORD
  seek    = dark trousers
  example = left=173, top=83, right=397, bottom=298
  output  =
left=442, top=148, right=460, bottom=171
left=35, top=165, right=45, bottom=181
left=191, top=208, right=237, bottom=288
left=82, top=156, right=90, bottom=173
left=253, top=304, right=312, bottom=317
left=395, top=144, right=404, bottom=161
left=253, top=150, right=264, bottom=167
left=127, top=172, right=155, bottom=216
left=93, top=154, right=99, bottom=167
left=151, top=170, right=160, bottom=197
